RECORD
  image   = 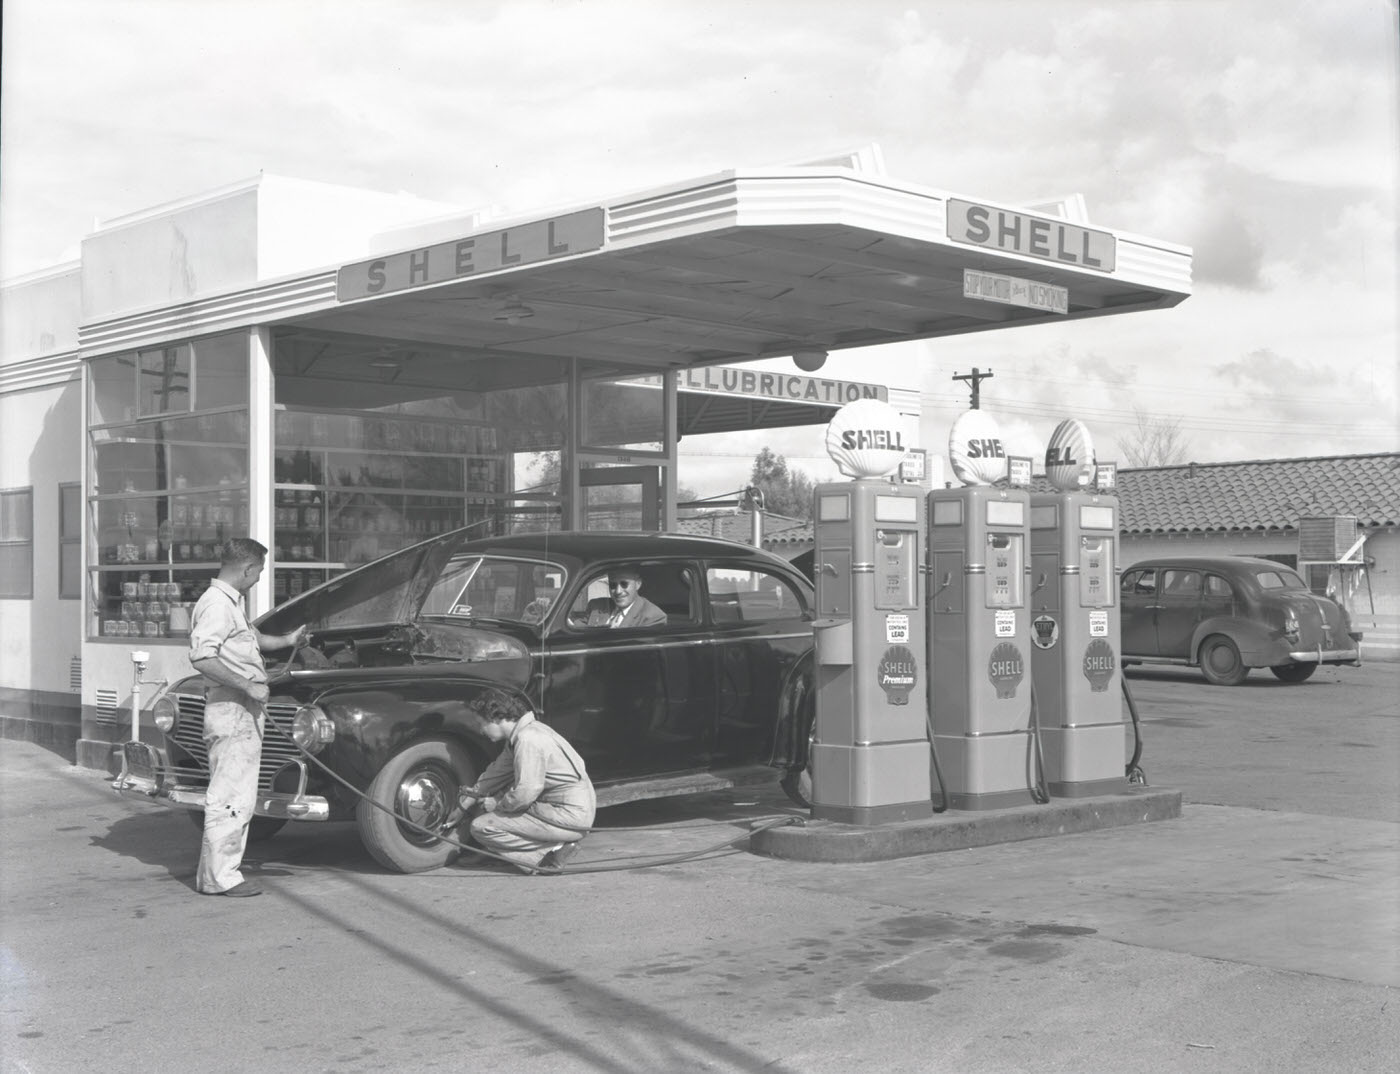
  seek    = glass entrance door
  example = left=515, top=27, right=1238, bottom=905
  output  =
left=580, top=465, right=661, bottom=532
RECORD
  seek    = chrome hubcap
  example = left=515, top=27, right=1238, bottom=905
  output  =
left=396, top=772, right=450, bottom=835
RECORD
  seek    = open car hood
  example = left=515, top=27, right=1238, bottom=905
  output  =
left=256, top=530, right=471, bottom=635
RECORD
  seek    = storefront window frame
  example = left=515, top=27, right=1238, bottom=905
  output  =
left=577, top=372, right=668, bottom=458
left=85, top=331, right=252, bottom=644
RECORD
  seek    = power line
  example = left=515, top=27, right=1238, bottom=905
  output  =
left=916, top=396, right=1396, bottom=436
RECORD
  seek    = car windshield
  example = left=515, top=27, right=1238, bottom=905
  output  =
left=420, top=554, right=567, bottom=626
left=1255, top=568, right=1307, bottom=590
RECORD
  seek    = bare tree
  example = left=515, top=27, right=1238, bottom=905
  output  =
left=1117, top=407, right=1189, bottom=467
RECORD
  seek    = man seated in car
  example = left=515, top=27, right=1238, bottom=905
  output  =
left=583, top=564, right=667, bottom=628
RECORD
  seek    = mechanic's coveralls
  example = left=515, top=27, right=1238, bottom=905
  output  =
left=466, top=712, right=596, bottom=869
left=188, top=579, right=267, bottom=894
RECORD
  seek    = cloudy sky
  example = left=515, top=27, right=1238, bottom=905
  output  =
left=2, top=0, right=1396, bottom=497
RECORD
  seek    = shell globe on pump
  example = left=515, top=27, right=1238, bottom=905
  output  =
left=948, top=409, right=1008, bottom=486
left=823, top=398, right=909, bottom=478
left=1044, top=418, right=1097, bottom=491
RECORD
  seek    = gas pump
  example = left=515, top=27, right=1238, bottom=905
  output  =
left=926, top=410, right=1038, bottom=810
left=809, top=400, right=932, bottom=824
left=1030, top=419, right=1127, bottom=796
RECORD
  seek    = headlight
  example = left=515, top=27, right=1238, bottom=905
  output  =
left=291, top=704, right=336, bottom=753
left=152, top=695, right=178, bottom=733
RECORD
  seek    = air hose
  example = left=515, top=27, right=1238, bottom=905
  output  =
left=257, top=650, right=801, bottom=875
left=1121, top=674, right=1146, bottom=784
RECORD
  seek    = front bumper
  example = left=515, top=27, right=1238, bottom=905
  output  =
left=112, top=741, right=330, bottom=821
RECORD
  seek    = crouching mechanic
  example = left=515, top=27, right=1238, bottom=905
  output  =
left=457, top=689, right=596, bottom=872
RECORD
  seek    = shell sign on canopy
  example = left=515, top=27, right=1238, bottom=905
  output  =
left=825, top=399, right=908, bottom=479
left=1045, top=419, right=1097, bottom=491
left=948, top=409, right=1007, bottom=486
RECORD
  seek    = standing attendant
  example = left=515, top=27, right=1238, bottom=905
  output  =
left=188, top=538, right=306, bottom=897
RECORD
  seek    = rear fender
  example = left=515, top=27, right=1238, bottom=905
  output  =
left=1190, top=618, right=1275, bottom=667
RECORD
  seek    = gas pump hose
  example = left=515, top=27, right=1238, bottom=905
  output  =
left=1121, top=675, right=1146, bottom=784
left=922, top=690, right=1050, bottom=811
left=1026, top=682, right=1051, bottom=805
left=924, top=713, right=949, bottom=814
left=256, top=699, right=801, bottom=876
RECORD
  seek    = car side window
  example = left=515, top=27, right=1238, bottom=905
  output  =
left=1256, top=569, right=1305, bottom=590
left=706, top=566, right=805, bottom=623
left=1162, top=569, right=1202, bottom=596
left=1122, top=569, right=1156, bottom=596
left=1204, top=574, right=1235, bottom=600
left=564, top=562, right=699, bottom=629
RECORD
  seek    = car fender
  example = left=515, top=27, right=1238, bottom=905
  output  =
left=302, top=674, right=521, bottom=789
left=768, top=648, right=815, bottom=770
left=1190, top=616, right=1279, bottom=668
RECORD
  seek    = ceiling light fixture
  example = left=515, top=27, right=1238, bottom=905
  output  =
left=494, top=296, right=535, bottom=326
left=791, top=346, right=829, bottom=373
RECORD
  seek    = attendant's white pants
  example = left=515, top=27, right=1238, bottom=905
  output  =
left=196, top=699, right=262, bottom=893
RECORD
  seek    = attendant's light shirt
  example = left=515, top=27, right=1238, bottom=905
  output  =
left=189, top=579, right=267, bottom=689
left=468, top=712, right=590, bottom=814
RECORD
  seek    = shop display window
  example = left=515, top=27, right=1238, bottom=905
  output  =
left=272, top=405, right=507, bottom=593
left=87, top=331, right=250, bottom=641
left=268, top=329, right=569, bottom=600
left=580, top=374, right=665, bottom=453
left=138, top=344, right=192, bottom=417
left=89, top=332, right=249, bottom=427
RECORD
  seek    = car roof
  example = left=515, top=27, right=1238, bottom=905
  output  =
left=455, top=530, right=800, bottom=569
left=1126, top=556, right=1297, bottom=572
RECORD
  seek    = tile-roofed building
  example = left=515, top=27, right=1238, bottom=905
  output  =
left=1113, top=453, right=1400, bottom=535
left=675, top=511, right=809, bottom=547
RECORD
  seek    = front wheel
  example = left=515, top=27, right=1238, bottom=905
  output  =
left=1200, top=635, right=1248, bottom=686
left=1270, top=662, right=1318, bottom=683
left=356, top=738, right=478, bottom=873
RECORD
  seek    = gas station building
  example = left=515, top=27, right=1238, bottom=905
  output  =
left=0, top=155, right=1191, bottom=765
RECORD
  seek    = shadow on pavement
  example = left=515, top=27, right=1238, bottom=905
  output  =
left=88, top=808, right=386, bottom=886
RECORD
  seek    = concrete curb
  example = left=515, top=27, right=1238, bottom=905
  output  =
left=750, top=785, right=1182, bottom=862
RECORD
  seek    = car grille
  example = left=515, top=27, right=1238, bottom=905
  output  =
left=169, top=694, right=305, bottom=793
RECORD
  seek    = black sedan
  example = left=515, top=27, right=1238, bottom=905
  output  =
left=1120, top=555, right=1361, bottom=686
left=116, top=531, right=816, bottom=872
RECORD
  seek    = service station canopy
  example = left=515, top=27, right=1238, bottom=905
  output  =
left=282, top=167, right=1191, bottom=436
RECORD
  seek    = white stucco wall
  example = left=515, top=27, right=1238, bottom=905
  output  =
left=77, top=176, right=467, bottom=325
left=0, top=265, right=82, bottom=362
left=0, top=379, right=83, bottom=696
left=81, top=186, right=262, bottom=322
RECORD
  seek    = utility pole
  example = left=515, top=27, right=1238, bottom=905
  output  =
left=953, top=367, right=994, bottom=409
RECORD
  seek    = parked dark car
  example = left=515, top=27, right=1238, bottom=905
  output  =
left=1119, top=556, right=1361, bottom=686
left=115, top=531, right=816, bottom=872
